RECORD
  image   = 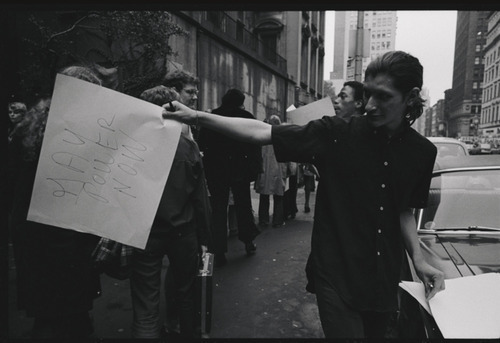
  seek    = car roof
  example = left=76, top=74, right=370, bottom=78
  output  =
left=427, top=137, right=467, bottom=145
left=433, top=155, right=500, bottom=172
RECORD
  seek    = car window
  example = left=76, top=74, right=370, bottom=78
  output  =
left=436, top=143, right=467, bottom=158
left=420, top=170, right=500, bottom=230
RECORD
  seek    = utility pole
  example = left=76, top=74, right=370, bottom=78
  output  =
left=354, top=11, right=364, bottom=82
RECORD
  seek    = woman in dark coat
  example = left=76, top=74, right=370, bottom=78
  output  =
left=8, top=66, right=102, bottom=338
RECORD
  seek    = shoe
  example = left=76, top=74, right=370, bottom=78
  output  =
left=214, top=254, right=227, bottom=267
left=245, top=241, right=257, bottom=255
left=272, top=222, right=285, bottom=228
left=304, top=206, right=310, bottom=213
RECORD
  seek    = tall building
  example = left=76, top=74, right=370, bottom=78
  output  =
left=414, top=87, right=430, bottom=136
left=448, top=11, right=489, bottom=138
left=480, top=11, right=500, bottom=141
left=330, top=11, right=397, bottom=87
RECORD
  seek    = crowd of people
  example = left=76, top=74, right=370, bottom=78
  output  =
left=7, top=50, right=446, bottom=339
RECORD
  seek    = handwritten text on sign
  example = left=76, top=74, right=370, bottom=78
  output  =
left=28, top=74, right=181, bottom=249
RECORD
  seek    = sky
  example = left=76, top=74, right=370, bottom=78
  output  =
left=323, top=11, right=458, bottom=106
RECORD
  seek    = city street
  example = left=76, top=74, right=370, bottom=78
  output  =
left=8, top=186, right=325, bottom=339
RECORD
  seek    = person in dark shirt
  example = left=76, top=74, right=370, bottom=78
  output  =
left=162, top=50, right=445, bottom=338
left=333, top=80, right=366, bottom=122
left=8, top=66, right=103, bottom=339
left=130, top=85, right=211, bottom=338
left=198, top=88, right=262, bottom=266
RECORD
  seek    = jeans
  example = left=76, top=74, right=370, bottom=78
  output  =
left=314, top=273, right=391, bottom=338
left=130, top=232, right=199, bottom=338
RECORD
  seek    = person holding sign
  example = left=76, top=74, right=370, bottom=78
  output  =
left=7, top=65, right=103, bottom=339
left=130, top=85, right=211, bottom=339
left=162, top=51, right=445, bottom=338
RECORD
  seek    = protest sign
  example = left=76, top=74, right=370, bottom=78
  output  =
left=286, top=96, right=335, bottom=125
left=27, top=74, right=181, bottom=249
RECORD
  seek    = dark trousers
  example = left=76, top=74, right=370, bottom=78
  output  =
left=284, top=175, right=298, bottom=218
left=130, top=232, right=199, bottom=338
left=314, top=274, right=391, bottom=338
left=207, top=177, right=260, bottom=254
left=258, top=194, right=284, bottom=226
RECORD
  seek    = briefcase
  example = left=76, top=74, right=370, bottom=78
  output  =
left=195, top=252, right=214, bottom=335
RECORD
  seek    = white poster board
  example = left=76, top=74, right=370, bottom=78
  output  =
left=27, top=74, right=182, bottom=249
left=400, top=273, right=500, bottom=339
left=286, top=96, right=335, bottom=126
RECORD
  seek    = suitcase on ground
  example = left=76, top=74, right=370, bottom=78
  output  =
left=195, top=252, right=214, bottom=335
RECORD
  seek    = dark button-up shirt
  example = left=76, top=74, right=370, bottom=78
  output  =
left=272, top=115, right=436, bottom=311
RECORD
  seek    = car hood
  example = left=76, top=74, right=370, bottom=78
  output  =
left=418, top=233, right=500, bottom=279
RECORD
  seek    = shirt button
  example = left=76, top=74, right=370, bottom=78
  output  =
left=384, top=161, right=388, bottom=166
left=381, top=184, right=386, bottom=188
left=377, top=251, right=381, bottom=256
left=380, top=206, right=384, bottom=211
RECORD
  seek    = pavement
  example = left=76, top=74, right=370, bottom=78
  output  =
left=8, top=186, right=324, bottom=339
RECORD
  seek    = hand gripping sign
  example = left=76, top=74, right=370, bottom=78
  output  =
left=28, top=74, right=182, bottom=249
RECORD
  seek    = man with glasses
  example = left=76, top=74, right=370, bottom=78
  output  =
left=161, top=69, right=203, bottom=336
left=163, top=70, right=200, bottom=139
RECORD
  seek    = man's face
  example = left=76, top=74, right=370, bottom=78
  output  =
left=334, top=85, right=359, bottom=121
left=179, top=83, right=198, bottom=109
left=363, top=73, right=408, bottom=132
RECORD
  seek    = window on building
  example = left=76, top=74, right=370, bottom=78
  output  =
left=473, top=82, right=478, bottom=89
left=475, top=57, right=480, bottom=64
left=261, top=33, right=278, bottom=64
left=476, top=44, right=481, bottom=52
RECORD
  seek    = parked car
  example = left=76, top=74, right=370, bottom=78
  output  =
left=427, top=137, right=469, bottom=160
left=462, top=140, right=475, bottom=150
left=479, top=142, right=492, bottom=154
left=398, top=155, right=500, bottom=338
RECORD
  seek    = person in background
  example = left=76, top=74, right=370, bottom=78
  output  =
left=8, top=65, right=102, bottom=339
left=8, top=101, right=27, bottom=143
left=254, top=114, right=287, bottom=228
left=161, top=70, right=203, bottom=334
left=333, top=81, right=366, bottom=122
left=130, top=85, right=211, bottom=338
left=162, top=50, right=445, bottom=338
left=162, top=70, right=200, bottom=140
left=300, top=162, right=319, bottom=214
left=284, top=160, right=299, bottom=220
left=197, top=88, right=262, bottom=266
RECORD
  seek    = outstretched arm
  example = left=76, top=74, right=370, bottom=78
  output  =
left=400, top=208, right=445, bottom=300
left=162, top=101, right=272, bottom=145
